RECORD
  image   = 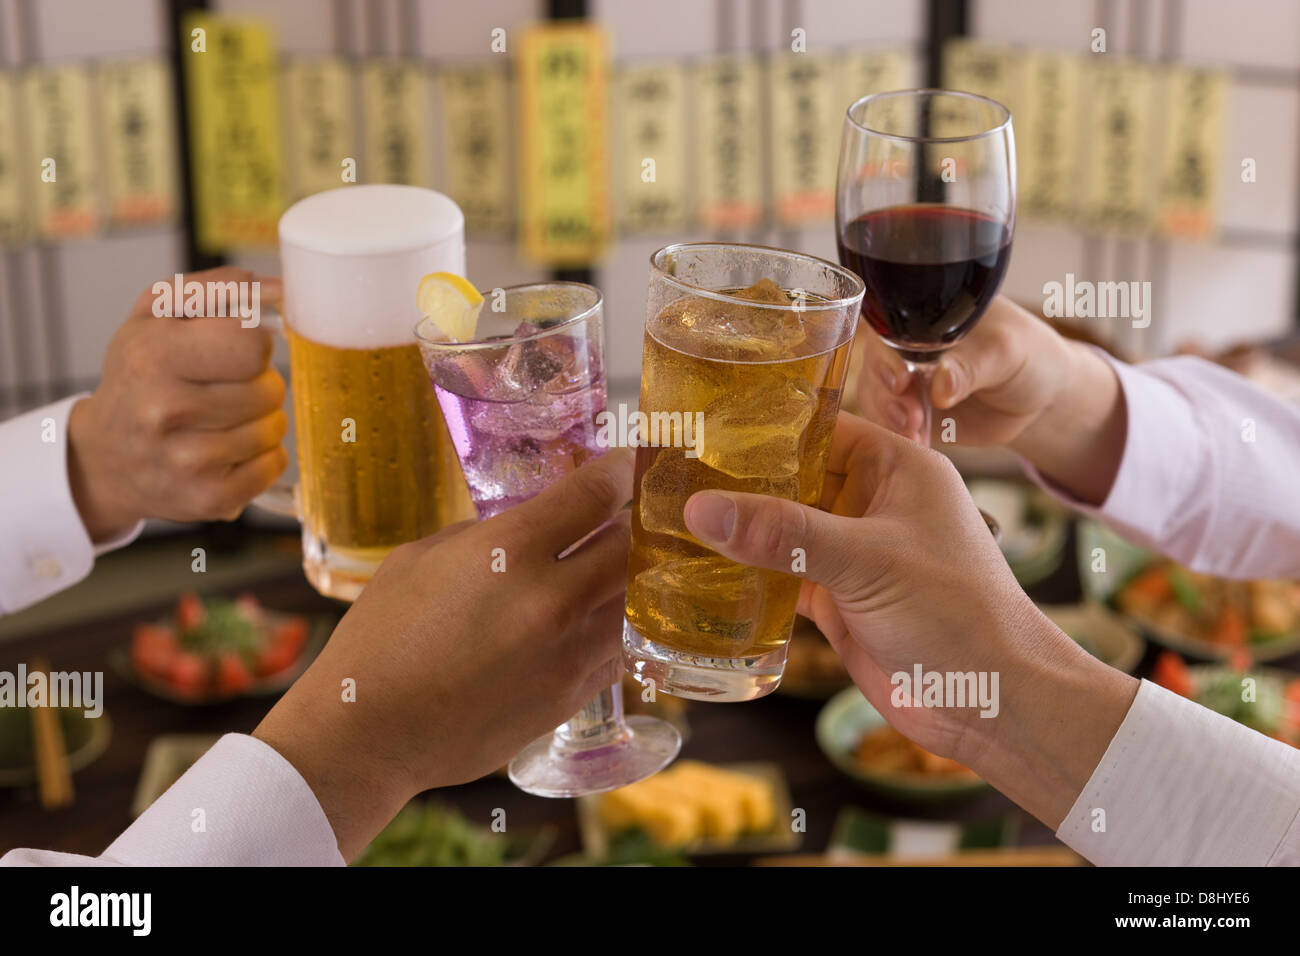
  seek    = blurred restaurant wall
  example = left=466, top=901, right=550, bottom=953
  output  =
left=0, top=0, right=1296, bottom=419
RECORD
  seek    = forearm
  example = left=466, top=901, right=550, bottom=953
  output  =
left=252, top=673, right=414, bottom=861
left=957, top=606, right=1139, bottom=830
left=1009, top=341, right=1127, bottom=507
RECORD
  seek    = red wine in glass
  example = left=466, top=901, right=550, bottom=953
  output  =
left=837, top=204, right=1012, bottom=364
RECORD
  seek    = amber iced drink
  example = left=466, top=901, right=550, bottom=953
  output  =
left=623, top=244, right=864, bottom=702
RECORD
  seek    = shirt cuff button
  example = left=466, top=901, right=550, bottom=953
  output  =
left=31, top=555, right=63, bottom=579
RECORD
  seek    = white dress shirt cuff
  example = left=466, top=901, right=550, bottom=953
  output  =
left=101, top=733, right=344, bottom=866
left=0, top=394, right=144, bottom=615
left=1056, top=679, right=1300, bottom=866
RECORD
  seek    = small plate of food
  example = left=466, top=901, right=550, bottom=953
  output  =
left=825, top=806, right=1021, bottom=863
left=111, top=592, right=331, bottom=705
left=353, top=801, right=556, bottom=867
left=1150, top=651, right=1300, bottom=745
left=1078, top=521, right=1300, bottom=662
left=816, top=687, right=989, bottom=803
left=131, top=734, right=220, bottom=815
left=577, top=760, right=798, bottom=859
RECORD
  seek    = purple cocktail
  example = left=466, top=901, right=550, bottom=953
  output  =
left=415, top=282, right=681, bottom=798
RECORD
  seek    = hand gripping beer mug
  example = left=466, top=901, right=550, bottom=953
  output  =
left=269, top=185, right=475, bottom=600
left=622, top=243, right=865, bottom=702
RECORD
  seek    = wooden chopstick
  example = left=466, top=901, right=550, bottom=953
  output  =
left=29, top=656, right=75, bottom=809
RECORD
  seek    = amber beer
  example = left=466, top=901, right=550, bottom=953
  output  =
left=623, top=244, right=864, bottom=702
left=278, top=186, right=474, bottom=600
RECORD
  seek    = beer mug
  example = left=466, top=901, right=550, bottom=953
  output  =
left=258, top=185, right=475, bottom=601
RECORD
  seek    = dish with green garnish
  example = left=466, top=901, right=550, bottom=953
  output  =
left=352, top=802, right=554, bottom=867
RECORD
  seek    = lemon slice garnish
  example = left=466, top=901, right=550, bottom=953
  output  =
left=418, top=272, right=484, bottom=342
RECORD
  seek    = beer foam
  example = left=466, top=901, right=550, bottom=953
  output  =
left=279, top=186, right=466, bottom=349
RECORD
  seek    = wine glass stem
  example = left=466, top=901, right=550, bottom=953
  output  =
left=553, top=682, right=629, bottom=749
left=904, top=358, right=939, bottom=449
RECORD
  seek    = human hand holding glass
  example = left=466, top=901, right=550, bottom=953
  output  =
left=415, top=282, right=680, bottom=797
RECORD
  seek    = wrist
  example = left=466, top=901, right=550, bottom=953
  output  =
left=67, top=397, right=142, bottom=542
left=1009, top=342, right=1126, bottom=506
left=955, top=604, right=1139, bottom=829
left=1007, top=337, right=1087, bottom=462
left=252, top=673, right=416, bottom=861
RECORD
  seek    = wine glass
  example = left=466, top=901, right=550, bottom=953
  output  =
left=835, top=89, right=1016, bottom=452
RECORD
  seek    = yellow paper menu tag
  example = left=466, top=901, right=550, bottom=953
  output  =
left=517, top=22, right=611, bottom=266
left=0, top=73, right=28, bottom=245
left=940, top=39, right=1022, bottom=146
left=1081, top=58, right=1154, bottom=233
left=694, top=56, right=763, bottom=230
left=942, top=40, right=1020, bottom=113
left=438, top=66, right=512, bottom=234
left=183, top=13, right=283, bottom=251
left=100, top=59, right=178, bottom=227
left=838, top=49, right=909, bottom=110
left=282, top=58, right=356, bottom=201
left=361, top=60, right=430, bottom=187
left=1157, top=67, right=1227, bottom=241
left=25, top=65, right=100, bottom=239
left=770, top=54, right=840, bottom=226
left=1017, top=52, right=1081, bottom=221
left=615, top=62, right=688, bottom=232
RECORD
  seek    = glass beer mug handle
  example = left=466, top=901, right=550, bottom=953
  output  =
left=255, top=304, right=284, bottom=333
left=250, top=304, right=300, bottom=518
left=253, top=482, right=299, bottom=518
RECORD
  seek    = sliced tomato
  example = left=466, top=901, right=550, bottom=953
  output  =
left=176, top=592, right=204, bottom=634
left=131, top=624, right=179, bottom=678
left=270, top=617, right=309, bottom=657
left=1151, top=650, right=1194, bottom=698
left=234, top=593, right=264, bottom=627
left=169, top=651, right=209, bottom=693
left=254, top=641, right=298, bottom=677
left=1227, top=646, right=1254, bottom=674
left=216, top=652, right=253, bottom=694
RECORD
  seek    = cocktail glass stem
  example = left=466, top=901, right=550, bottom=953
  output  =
left=553, top=683, right=627, bottom=747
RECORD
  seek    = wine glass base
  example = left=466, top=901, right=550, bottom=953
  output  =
left=507, top=716, right=681, bottom=798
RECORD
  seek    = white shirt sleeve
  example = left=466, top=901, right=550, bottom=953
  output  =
left=0, top=394, right=145, bottom=615
left=1056, top=680, right=1300, bottom=866
left=0, top=734, right=345, bottom=866
left=1024, top=351, right=1300, bottom=579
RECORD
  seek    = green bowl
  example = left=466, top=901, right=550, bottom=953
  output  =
left=815, top=687, right=990, bottom=805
